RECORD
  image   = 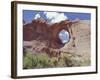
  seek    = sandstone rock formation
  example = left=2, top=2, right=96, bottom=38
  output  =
left=23, top=18, right=79, bottom=50
left=23, top=19, right=91, bottom=67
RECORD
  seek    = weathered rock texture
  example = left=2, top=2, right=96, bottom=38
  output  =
left=23, top=19, right=90, bottom=64
left=23, top=18, right=78, bottom=49
left=60, top=20, right=91, bottom=66
left=23, top=19, right=91, bottom=66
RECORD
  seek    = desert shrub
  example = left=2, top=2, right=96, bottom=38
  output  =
left=61, top=52, right=91, bottom=67
left=23, top=53, right=33, bottom=69
left=60, top=52, right=74, bottom=67
left=23, top=52, right=75, bottom=69
left=23, top=53, right=56, bottom=69
left=23, top=51, right=90, bottom=69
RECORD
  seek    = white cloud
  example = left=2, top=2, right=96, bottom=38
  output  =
left=34, top=13, right=41, bottom=19
left=64, top=30, right=69, bottom=35
left=62, top=40, right=67, bottom=43
left=44, top=12, right=68, bottom=23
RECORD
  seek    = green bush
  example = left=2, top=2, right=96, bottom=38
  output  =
left=23, top=51, right=90, bottom=69
left=23, top=53, right=33, bottom=69
left=23, top=53, right=55, bottom=69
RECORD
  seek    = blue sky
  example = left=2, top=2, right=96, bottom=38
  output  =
left=23, top=10, right=91, bottom=23
left=59, top=30, right=70, bottom=43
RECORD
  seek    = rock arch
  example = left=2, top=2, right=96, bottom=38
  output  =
left=23, top=18, right=79, bottom=57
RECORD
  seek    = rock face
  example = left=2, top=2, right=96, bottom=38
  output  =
left=23, top=19, right=91, bottom=66
left=23, top=18, right=49, bottom=41
left=23, top=18, right=78, bottom=50
left=60, top=20, right=91, bottom=66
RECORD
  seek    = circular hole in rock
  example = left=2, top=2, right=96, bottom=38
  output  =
left=59, top=29, right=70, bottom=44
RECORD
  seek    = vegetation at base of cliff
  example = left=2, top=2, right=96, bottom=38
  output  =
left=23, top=51, right=90, bottom=69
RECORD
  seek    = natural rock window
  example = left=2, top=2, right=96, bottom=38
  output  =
left=59, top=29, right=70, bottom=44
